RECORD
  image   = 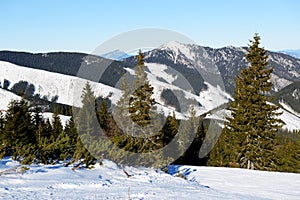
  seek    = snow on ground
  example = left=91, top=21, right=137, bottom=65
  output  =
left=197, top=82, right=232, bottom=113
left=146, top=63, right=177, bottom=84
left=278, top=107, right=300, bottom=130
left=0, top=88, right=21, bottom=111
left=1, top=158, right=299, bottom=200
left=42, top=112, right=71, bottom=127
left=170, top=165, right=300, bottom=200
left=280, top=102, right=300, bottom=118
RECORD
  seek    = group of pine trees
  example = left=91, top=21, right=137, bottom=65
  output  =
left=73, top=50, right=207, bottom=167
left=0, top=98, right=82, bottom=165
left=0, top=34, right=299, bottom=172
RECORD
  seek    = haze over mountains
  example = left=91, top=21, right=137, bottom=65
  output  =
left=280, top=49, right=300, bottom=59
left=0, top=41, right=299, bottom=130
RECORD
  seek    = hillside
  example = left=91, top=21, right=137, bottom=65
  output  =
left=126, top=41, right=300, bottom=94
left=1, top=42, right=300, bottom=95
left=275, top=81, right=300, bottom=113
left=1, top=42, right=300, bottom=130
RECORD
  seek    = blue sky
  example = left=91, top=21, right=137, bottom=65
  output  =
left=1, top=0, right=299, bottom=53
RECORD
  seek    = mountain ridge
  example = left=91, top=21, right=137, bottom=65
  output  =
left=0, top=42, right=299, bottom=129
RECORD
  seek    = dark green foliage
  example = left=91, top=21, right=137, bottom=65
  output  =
left=185, top=122, right=207, bottom=165
left=97, top=100, right=109, bottom=130
left=74, top=82, right=99, bottom=166
left=129, top=50, right=156, bottom=127
left=209, top=34, right=284, bottom=171
left=276, top=129, right=300, bottom=173
left=1, top=98, right=35, bottom=161
left=0, top=92, right=97, bottom=167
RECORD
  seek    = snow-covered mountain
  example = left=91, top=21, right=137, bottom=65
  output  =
left=125, top=41, right=300, bottom=94
left=0, top=42, right=300, bottom=130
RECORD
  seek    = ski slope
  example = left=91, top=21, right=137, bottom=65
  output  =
left=0, top=158, right=299, bottom=199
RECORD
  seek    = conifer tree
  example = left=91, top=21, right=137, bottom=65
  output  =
left=114, top=72, right=131, bottom=135
left=64, top=117, right=78, bottom=147
left=51, top=113, right=63, bottom=140
left=1, top=98, right=35, bottom=161
left=0, top=111, right=5, bottom=158
left=74, top=82, right=98, bottom=166
left=223, top=34, right=283, bottom=170
left=77, top=82, right=97, bottom=136
left=98, top=100, right=109, bottom=131
left=129, top=50, right=156, bottom=128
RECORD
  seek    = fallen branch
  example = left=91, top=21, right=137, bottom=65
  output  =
left=123, top=167, right=132, bottom=178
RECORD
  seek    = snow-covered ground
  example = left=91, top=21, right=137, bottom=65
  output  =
left=0, top=88, right=21, bottom=111
left=171, top=165, right=300, bottom=200
left=1, top=158, right=299, bottom=200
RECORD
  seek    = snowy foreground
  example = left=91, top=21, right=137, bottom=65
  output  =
left=1, top=158, right=300, bottom=200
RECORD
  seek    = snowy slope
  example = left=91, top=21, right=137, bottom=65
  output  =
left=0, top=88, right=21, bottom=111
left=0, top=89, right=70, bottom=126
left=279, top=107, right=300, bottom=130
left=280, top=102, right=300, bottom=118
left=1, top=158, right=299, bottom=199
left=0, top=60, right=231, bottom=118
left=0, top=61, right=121, bottom=107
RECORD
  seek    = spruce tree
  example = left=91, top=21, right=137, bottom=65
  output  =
left=129, top=50, right=156, bottom=128
left=2, top=98, right=36, bottom=161
left=223, top=34, right=283, bottom=170
left=74, top=82, right=98, bottom=166
left=0, top=111, right=5, bottom=158
left=97, top=100, right=109, bottom=131
left=76, top=82, right=100, bottom=138
left=114, top=71, right=131, bottom=135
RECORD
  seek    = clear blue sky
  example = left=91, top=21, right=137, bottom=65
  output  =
left=1, top=0, right=299, bottom=53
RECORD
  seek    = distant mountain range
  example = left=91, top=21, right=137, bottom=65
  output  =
left=279, top=49, right=300, bottom=59
left=0, top=42, right=300, bottom=130
left=100, top=49, right=130, bottom=60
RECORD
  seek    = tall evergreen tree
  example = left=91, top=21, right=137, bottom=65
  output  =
left=74, top=82, right=98, bottom=166
left=76, top=82, right=99, bottom=138
left=114, top=72, right=131, bottom=135
left=222, top=34, right=283, bottom=170
left=129, top=50, right=156, bottom=128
